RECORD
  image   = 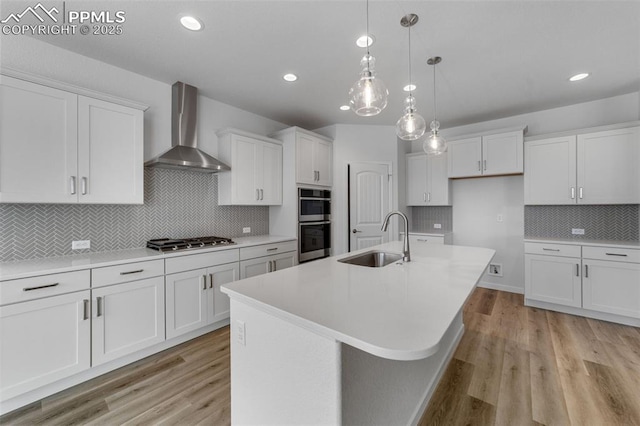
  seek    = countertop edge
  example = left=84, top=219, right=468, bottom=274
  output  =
left=524, top=238, right=640, bottom=249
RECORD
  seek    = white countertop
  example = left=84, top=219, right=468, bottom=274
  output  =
left=221, top=241, right=495, bottom=361
left=524, top=238, right=640, bottom=249
left=0, top=235, right=295, bottom=281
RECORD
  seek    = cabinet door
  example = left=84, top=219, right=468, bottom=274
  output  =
left=482, top=131, right=523, bottom=176
left=261, top=141, right=283, bottom=205
left=92, top=277, right=165, bottom=366
left=0, top=76, right=78, bottom=203
left=166, top=269, right=208, bottom=339
left=582, top=260, right=640, bottom=318
left=525, top=254, right=582, bottom=307
left=428, top=153, right=450, bottom=205
left=232, top=135, right=260, bottom=204
left=0, top=290, right=90, bottom=401
left=272, top=252, right=297, bottom=272
left=314, top=139, right=333, bottom=186
left=77, top=97, right=143, bottom=204
left=524, top=136, right=577, bottom=205
left=577, top=127, right=640, bottom=204
left=208, top=262, right=239, bottom=324
left=447, top=137, right=482, bottom=178
left=296, top=134, right=317, bottom=185
left=240, top=257, right=270, bottom=279
left=406, top=154, right=428, bottom=206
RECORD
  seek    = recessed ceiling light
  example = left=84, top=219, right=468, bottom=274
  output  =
left=180, top=16, right=203, bottom=31
left=283, top=73, right=298, bottom=82
left=340, top=105, right=350, bottom=111
left=569, top=72, right=589, bottom=82
left=356, top=35, right=374, bottom=48
left=403, top=84, right=416, bottom=92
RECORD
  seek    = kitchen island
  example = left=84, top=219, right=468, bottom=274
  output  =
left=221, top=241, right=495, bottom=425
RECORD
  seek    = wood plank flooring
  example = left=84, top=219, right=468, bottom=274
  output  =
left=2, top=288, right=639, bottom=425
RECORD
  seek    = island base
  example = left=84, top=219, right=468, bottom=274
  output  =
left=228, top=299, right=464, bottom=425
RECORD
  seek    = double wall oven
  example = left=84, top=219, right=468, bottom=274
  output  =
left=298, top=188, right=331, bottom=262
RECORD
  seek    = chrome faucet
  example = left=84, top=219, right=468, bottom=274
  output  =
left=381, top=210, right=410, bottom=262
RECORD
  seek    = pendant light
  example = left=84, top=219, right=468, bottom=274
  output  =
left=349, top=0, right=388, bottom=116
left=396, top=13, right=426, bottom=140
left=423, top=56, right=447, bottom=156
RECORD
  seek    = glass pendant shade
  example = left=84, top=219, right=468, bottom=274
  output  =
left=349, top=54, right=389, bottom=116
left=423, top=120, right=447, bottom=155
left=396, top=95, right=426, bottom=140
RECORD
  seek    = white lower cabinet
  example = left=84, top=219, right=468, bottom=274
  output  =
left=0, top=290, right=91, bottom=401
left=525, top=242, right=640, bottom=323
left=240, top=251, right=297, bottom=279
left=91, top=277, right=165, bottom=366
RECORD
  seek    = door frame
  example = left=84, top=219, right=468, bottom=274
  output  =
left=347, top=161, right=394, bottom=253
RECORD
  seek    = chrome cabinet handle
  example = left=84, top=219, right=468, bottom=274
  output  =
left=267, top=247, right=278, bottom=252
left=571, top=187, right=575, bottom=199
left=267, top=261, right=272, bottom=273
left=96, top=296, right=103, bottom=317
left=120, top=269, right=143, bottom=275
left=576, top=264, right=580, bottom=277
left=23, top=282, right=59, bottom=291
left=423, top=193, right=426, bottom=202
left=260, top=189, right=264, bottom=200
left=209, top=273, right=214, bottom=289
left=483, top=160, right=487, bottom=171
left=542, top=248, right=560, bottom=252
left=83, top=299, right=90, bottom=320
left=352, top=229, right=362, bottom=233
left=579, top=187, right=583, bottom=199
left=317, top=171, right=320, bottom=181
left=70, top=176, right=77, bottom=195
left=273, top=261, right=277, bottom=272
left=417, top=239, right=428, bottom=242
left=427, top=192, right=431, bottom=202
left=605, top=253, right=627, bottom=257
left=81, top=177, right=88, bottom=195
left=477, top=161, right=481, bottom=171
left=256, top=189, right=260, bottom=200
left=202, top=275, right=207, bottom=290
left=584, top=264, right=589, bottom=278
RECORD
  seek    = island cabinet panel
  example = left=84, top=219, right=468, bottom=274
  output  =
left=0, top=75, right=145, bottom=204
left=91, top=276, right=165, bottom=366
left=0, top=290, right=91, bottom=401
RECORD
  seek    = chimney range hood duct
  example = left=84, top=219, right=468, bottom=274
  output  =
left=144, top=82, right=231, bottom=173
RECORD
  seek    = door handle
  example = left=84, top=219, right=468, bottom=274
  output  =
left=260, top=189, right=264, bottom=200
left=571, top=187, right=575, bottom=199
left=209, top=273, right=214, bottom=289
left=423, top=193, right=426, bottom=202
left=352, top=229, right=362, bottom=233
left=267, top=260, right=272, bottom=273
left=477, top=161, right=481, bottom=171
left=584, top=264, right=589, bottom=278
left=81, top=177, right=88, bottom=195
left=579, top=187, right=583, bottom=199
left=483, top=160, right=487, bottom=171
left=96, top=296, right=103, bottom=317
left=202, top=274, right=207, bottom=290
left=576, top=263, right=580, bottom=277
left=317, top=171, right=320, bottom=181
left=70, top=176, right=77, bottom=195
left=83, top=299, right=90, bottom=320
left=273, top=261, right=277, bottom=272
left=256, top=189, right=260, bottom=200
left=427, top=192, right=431, bottom=202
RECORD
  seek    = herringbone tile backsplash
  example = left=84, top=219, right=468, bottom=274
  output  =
left=0, top=169, right=269, bottom=262
left=410, top=206, right=453, bottom=233
left=524, top=205, right=639, bottom=241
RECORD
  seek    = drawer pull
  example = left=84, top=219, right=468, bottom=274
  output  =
left=120, top=269, right=144, bottom=275
left=267, top=248, right=278, bottom=252
left=23, top=283, right=59, bottom=292
left=417, top=239, right=428, bottom=242
left=542, top=248, right=560, bottom=252
left=83, top=299, right=90, bottom=320
left=605, top=253, right=628, bottom=257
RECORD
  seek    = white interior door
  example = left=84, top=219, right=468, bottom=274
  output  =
left=349, top=163, right=391, bottom=251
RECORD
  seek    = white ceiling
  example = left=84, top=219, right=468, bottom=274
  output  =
left=16, top=1, right=640, bottom=129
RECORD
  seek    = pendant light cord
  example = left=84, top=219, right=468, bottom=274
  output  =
left=408, top=22, right=412, bottom=97
left=432, top=62, right=437, bottom=123
left=366, top=0, right=370, bottom=69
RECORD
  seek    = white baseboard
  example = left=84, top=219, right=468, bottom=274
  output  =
left=478, top=281, right=524, bottom=294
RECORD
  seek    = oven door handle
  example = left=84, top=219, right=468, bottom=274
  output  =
left=300, top=221, right=331, bottom=225
left=299, top=197, right=332, bottom=201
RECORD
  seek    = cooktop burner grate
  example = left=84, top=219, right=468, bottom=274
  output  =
left=147, top=236, right=235, bottom=252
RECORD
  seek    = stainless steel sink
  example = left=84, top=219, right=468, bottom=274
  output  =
left=338, top=250, right=403, bottom=267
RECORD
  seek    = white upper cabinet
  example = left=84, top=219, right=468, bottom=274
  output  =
left=524, top=125, right=640, bottom=205
left=406, top=153, right=450, bottom=206
left=447, top=129, right=524, bottom=178
left=0, top=75, right=145, bottom=204
left=296, top=132, right=332, bottom=186
left=217, top=129, right=283, bottom=205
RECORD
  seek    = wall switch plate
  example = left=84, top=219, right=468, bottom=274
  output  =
left=72, top=240, right=90, bottom=250
left=433, top=223, right=442, bottom=229
left=488, top=263, right=503, bottom=277
left=571, top=228, right=585, bottom=235
left=497, top=214, right=504, bottom=223
left=242, top=227, right=251, bottom=234
left=236, top=320, right=246, bottom=346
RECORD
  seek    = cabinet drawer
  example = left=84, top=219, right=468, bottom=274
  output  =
left=240, top=240, right=297, bottom=260
left=0, top=270, right=90, bottom=306
left=92, top=259, right=164, bottom=288
left=524, top=242, right=581, bottom=258
left=408, top=235, right=445, bottom=245
left=165, top=249, right=239, bottom=274
left=582, top=246, right=640, bottom=263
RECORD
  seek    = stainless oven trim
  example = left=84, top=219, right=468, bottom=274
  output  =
left=299, top=213, right=331, bottom=222
left=298, top=188, right=331, bottom=223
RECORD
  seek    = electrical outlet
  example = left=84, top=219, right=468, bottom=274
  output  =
left=488, top=263, right=503, bottom=277
left=572, top=228, right=585, bottom=235
left=433, top=223, right=442, bottom=229
left=497, top=214, right=504, bottom=223
left=242, top=227, right=251, bottom=234
left=72, top=240, right=90, bottom=250
left=236, top=320, right=246, bottom=346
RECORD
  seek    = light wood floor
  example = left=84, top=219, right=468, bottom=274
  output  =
left=2, top=288, right=640, bottom=425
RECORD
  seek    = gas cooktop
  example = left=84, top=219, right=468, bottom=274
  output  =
left=146, top=236, right=235, bottom=252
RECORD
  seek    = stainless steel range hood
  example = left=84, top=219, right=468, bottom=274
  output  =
left=144, top=82, right=231, bottom=173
